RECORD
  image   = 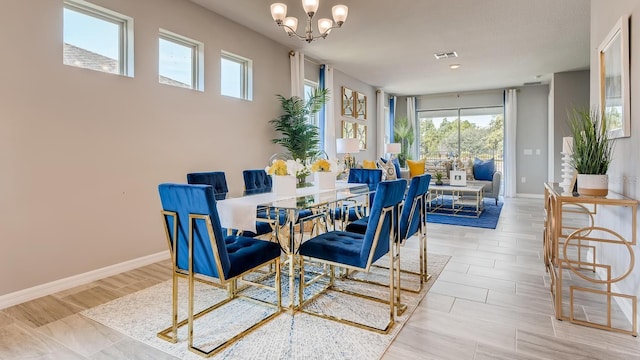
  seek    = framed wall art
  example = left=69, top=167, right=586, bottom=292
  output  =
left=598, top=15, right=630, bottom=138
left=341, top=87, right=354, bottom=118
left=341, top=120, right=356, bottom=139
left=356, top=92, right=367, bottom=119
left=356, top=123, right=367, bottom=149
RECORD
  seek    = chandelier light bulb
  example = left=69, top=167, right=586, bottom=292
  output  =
left=317, top=18, right=333, bottom=35
left=302, top=0, right=319, bottom=16
left=270, top=3, right=287, bottom=22
left=283, top=17, right=298, bottom=34
left=332, top=5, right=348, bottom=25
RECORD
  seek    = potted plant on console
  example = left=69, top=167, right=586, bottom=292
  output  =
left=568, top=107, right=615, bottom=196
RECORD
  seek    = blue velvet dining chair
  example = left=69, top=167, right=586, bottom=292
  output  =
left=242, top=169, right=272, bottom=195
left=186, top=171, right=228, bottom=200
left=333, top=168, right=383, bottom=228
left=242, top=169, right=317, bottom=241
left=346, top=173, right=432, bottom=293
left=157, top=183, right=282, bottom=357
left=188, top=171, right=272, bottom=238
left=297, top=178, right=407, bottom=334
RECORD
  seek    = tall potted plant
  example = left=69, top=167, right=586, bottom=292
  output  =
left=270, top=88, right=329, bottom=186
left=394, top=116, right=414, bottom=167
left=568, top=106, right=615, bottom=196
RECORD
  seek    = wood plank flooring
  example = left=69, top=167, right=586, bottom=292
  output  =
left=1, top=197, right=639, bottom=359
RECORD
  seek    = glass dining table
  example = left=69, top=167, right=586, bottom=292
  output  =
left=216, top=181, right=371, bottom=309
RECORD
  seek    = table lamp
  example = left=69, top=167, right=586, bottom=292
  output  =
left=384, top=143, right=401, bottom=160
left=336, top=138, right=360, bottom=169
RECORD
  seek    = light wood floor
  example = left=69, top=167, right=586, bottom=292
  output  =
left=1, top=197, right=639, bottom=359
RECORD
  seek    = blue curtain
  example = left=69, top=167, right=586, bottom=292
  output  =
left=319, top=65, right=326, bottom=150
left=389, top=96, right=396, bottom=142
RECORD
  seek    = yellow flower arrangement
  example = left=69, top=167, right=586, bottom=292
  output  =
left=265, top=159, right=289, bottom=176
left=310, top=159, right=332, bottom=172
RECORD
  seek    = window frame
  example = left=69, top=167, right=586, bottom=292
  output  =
left=158, top=29, right=204, bottom=91
left=220, top=51, right=253, bottom=101
left=304, top=80, right=319, bottom=127
left=63, top=0, right=134, bottom=77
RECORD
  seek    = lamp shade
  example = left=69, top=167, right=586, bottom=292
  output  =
left=336, top=138, right=360, bottom=153
left=270, top=3, right=287, bottom=22
left=385, top=143, right=401, bottom=154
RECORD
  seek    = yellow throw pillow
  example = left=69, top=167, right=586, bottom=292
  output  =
left=362, top=160, right=377, bottom=169
left=407, top=159, right=426, bottom=177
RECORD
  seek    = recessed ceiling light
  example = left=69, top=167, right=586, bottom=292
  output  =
left=449, top=64, right=460, bottom=69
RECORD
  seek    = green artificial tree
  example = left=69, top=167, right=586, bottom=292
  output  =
left=394, top=116, right=414, bottom=167
left=270, top=88, right=329, bottom=185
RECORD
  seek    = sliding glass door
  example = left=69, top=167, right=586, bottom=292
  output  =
left=417, top=106, right=504, bottom=178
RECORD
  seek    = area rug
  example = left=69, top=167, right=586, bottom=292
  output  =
left=81, top=251, right=449, bottom=360
left=427, top=199, right=503, bottom=229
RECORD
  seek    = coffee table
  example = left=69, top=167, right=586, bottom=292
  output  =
left=427, top=184, right=485, bottom=217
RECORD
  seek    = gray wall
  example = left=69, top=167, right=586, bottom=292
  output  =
left=333, top=69, right=377, bottom=163
left=515, top=85, right=549, bottom=195
left=550, top=70, right=590, bottom=182
left=590, top=0, right=640, bottom=322
left=0, top=0, right=365, bottom=297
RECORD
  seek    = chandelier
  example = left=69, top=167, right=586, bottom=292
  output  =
left=270, top=1, right=348, bottom=43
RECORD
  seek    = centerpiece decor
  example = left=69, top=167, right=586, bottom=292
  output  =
left=270, top=88, right=328, bottom=187
left=265, top=159, right=297, bottom=197
left=311, top=158, right=338, bottom=190
left=568, top=107, right=615, bottom=196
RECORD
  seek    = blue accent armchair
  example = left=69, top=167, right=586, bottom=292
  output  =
left=297, top=178, right=407, bottom=333
left=157, top=183, right=282, bottom=356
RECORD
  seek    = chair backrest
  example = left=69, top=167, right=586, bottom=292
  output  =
left=399, top=174, right=431, bottom=242
left=348, top=168, right=383, bottom=204
left=158, top=183, right=230, bottom=279
left=187, top=172, right=229, bottom=200
left=360, top=178, right=407, bottom=267
left=243, top=169, right=272, bottom=195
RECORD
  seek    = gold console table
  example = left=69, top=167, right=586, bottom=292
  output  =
left=543, top=182, right=637, bottom=336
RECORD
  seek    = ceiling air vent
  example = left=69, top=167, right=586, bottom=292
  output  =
left=434, top=51, right=458, bottom=60
left=523, top=81, right=542, bottom=86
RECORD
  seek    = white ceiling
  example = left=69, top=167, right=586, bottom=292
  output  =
left=189, top=0, right=590, bottom=96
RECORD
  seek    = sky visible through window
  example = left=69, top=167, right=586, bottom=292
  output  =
left=64, top=7, right=191, bottom=84
left=63, top=8, right=119, bottom=60
left=159, top=38, right=193, bottom=86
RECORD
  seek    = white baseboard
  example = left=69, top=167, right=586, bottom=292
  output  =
left=0, top=251, right=170, bottom=310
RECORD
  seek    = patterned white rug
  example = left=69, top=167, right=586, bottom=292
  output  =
left=82, top=251, right=449, bottom=360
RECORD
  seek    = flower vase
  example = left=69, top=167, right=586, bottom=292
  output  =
left=315, top=171, right=336, bottom=190
left=272, top=175, right=297, bottom=197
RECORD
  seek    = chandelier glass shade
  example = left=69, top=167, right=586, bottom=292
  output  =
left=270, top=1, right=348, bottom=43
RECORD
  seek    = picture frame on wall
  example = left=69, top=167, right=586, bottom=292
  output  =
left=356, top=123, right=367, bottom=149
left=598, top=15, right=630, bottom=138
left=341, top=87, right=354, bottom=118
left=356, top=92, right=367, bottom=119
left=341, top=120, right=356, bottom=139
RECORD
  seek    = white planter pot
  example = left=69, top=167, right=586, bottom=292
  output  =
left=577, top=174, right=608, bottom=196
left=314, top=171, right=336, bottom=190
left=272, top=175, right=297, bottom=197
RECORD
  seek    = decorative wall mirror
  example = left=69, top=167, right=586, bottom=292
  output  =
left=356, top=93, right=367, bottom=119
left=356, top=124, right=367, bottom=149
left=341, top=120, right=356, bottom=138
left=341, top=87, right=354, bottom=118
left=598, top=15, right=630, bottom=138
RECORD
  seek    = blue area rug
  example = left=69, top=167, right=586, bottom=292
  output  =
left=427, top=198, right=503, bottom=229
